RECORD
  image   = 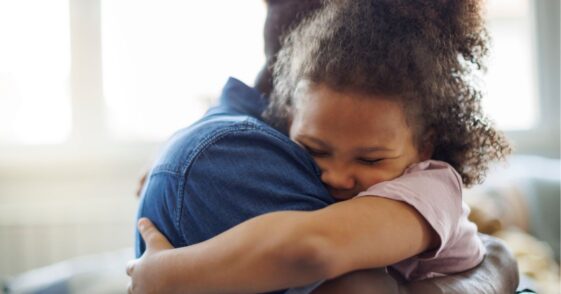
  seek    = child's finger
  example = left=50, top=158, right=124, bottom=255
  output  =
left=138, top=218, right=173, bottom=251
left=135, top=171, right=148, bottom=198
left=126, top=259, right=136, bottom=276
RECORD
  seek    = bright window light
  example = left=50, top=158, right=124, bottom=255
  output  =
left=102, top=0, right=266, bottom=141
left=0, top=0, right=71, bottom=145
left=483, top=0, right=538, bottom=130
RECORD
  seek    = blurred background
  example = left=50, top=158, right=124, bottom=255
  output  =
left=0, top=0, right=559, bottom=293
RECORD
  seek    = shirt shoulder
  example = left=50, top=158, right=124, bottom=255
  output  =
left=356, top=160, right=484, bottom=280
left=356, top=160, right=464, bottom=252
left=150, top=77, right=280, bottom=175
left=146, top=112, right=333, bottom=246
left=151, top=114, right=299, bottom=176
left=356, top=160, right=463, bottom=222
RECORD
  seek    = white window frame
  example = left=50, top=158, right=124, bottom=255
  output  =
left=0, top=0, right=558, bottom=172
left=0, top=0, right=159, bottom=173
left=504, top=0, right=560, bottom=157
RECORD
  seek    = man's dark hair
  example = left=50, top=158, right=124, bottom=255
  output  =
left=265, top=0, right=511, bottom=187
left=254, top=0, right=323, bottom=97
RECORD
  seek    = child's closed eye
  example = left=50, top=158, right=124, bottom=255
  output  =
left=357, top=158, right=383, bottom=166
left=304, top=146, right=330, bottom=157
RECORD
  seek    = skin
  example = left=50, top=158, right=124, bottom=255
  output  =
left=132, top=0, right=518, bottom=291
left=127, top=83, right=441, bottom=293
left=289, top=81, right=431, bottom=200
left=129, top=221, right=519, bottom=294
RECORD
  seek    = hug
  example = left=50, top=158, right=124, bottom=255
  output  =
left=129, top=0, right=518, bottom=293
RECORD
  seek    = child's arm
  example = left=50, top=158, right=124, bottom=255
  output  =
left=127, top=196, right=438, bottom=294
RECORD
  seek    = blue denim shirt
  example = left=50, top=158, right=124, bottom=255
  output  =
left=135, top=77, right=333, bottom=293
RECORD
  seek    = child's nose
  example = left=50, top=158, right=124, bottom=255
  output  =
left=320, top=169, right=356, bottom=191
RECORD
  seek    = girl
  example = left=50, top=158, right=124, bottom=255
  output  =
left=128, top=0, right=511, bottom=292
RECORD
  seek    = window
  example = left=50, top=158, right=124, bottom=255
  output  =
left=483, top=0, right=538, bottom=130
left=101, top=1, right=266, bottom=141
left=0, top=0, right=71, bottom=145
left=0, top=0, right=554, bottom=148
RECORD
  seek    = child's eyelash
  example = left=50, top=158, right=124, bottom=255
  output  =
left=304, top=146, right=330, bottom=157
left=358, top=158, right=383, bottom=165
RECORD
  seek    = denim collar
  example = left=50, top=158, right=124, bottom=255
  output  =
left=218, top=77, right=269, bottom=119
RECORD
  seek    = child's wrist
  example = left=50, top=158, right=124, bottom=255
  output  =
left=147, top=251, right=183, bottom=293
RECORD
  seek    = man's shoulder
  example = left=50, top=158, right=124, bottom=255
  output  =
left=151, top=113, right=301, bottom=175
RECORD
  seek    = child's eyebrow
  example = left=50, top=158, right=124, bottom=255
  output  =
left=355, top=146, right=393, bottom=153
left=299, top=135, right=393, bottom=153
left=298, top=135, right=332, bottom=148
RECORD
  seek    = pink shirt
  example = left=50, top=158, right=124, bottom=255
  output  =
left=356, top=160, right=485, bottom=281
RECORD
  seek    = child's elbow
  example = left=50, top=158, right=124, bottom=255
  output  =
left=274, top=231, right=343, bottom=281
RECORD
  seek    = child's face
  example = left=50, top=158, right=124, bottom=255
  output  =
left=289, top=82, right=426, bottom=201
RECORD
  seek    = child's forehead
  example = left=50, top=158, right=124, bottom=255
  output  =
left=293, top=81, right=402, bottom=109
left=292, top=84, right=411, bottom=135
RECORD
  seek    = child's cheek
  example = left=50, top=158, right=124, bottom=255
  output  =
left=361, top=165, right=404, bottom=187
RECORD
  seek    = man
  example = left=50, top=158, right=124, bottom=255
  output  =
left=132, top=1, right=519, bottom=292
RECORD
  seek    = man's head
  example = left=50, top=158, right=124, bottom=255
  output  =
left=254, top=0, right=323, bottom=97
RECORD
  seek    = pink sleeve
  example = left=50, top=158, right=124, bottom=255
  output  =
left=356, top=160, right=485, bottom=280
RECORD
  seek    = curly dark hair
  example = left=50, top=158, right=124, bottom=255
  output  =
left=263, top=0, right=511, bottom=187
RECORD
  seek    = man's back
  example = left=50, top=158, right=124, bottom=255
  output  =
left=134, top=78, right=519, bottom=294
left=135, top=78, right=333, bottom=256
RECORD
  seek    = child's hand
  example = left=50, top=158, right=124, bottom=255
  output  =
left=127, top=218, right=174, bottom=294
left=135, top=171, right=148, bottom=198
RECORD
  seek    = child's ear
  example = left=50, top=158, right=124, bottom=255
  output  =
left=285, top=106, right=295, bottom=133
left=420, top=129, right=436, bottom=161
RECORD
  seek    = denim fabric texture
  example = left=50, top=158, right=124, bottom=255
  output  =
left=135, top=77, right=333, bottom=293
